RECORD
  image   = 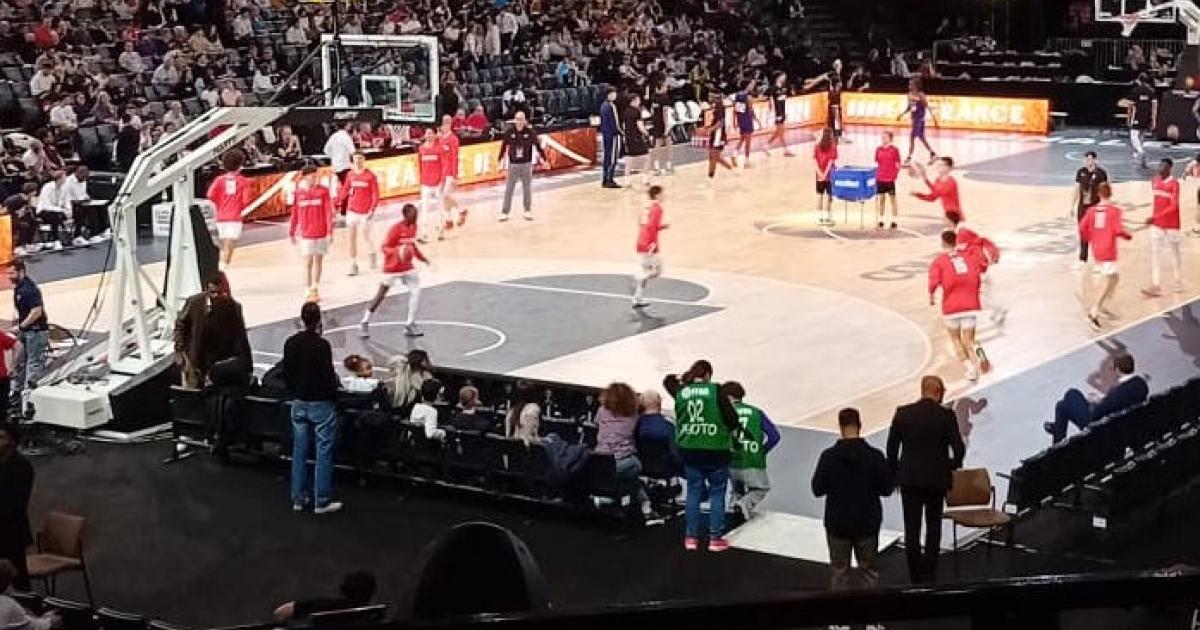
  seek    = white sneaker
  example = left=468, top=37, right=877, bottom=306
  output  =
left=523, top=211, right=534, bottom=221
left=313, top=501, right=343, bottom=514
left=358, top=321, right=369, bottom=338
left=71, top=236, right=87, bottom=246
left=27, top=243, right=42, bottom=253
left=347, top=262, right=358, bottom=277
left=51, top=242, right=63, bottom=251
left=292, top=503, right=305, bottom=512
left=499, top=214, right=510, bottom=222
left=13, top=246, right=26, bottom=257
left=965, top=365, right=979, bottom=382
left=404, top=324, right=424, bottom=337
left=88, top=235, right=105, bottom=244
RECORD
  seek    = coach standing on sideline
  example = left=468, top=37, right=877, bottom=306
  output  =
left=497, top=111, right=544, bottom=222
left=9, top=261, right=46, bottom=408
left=323, top=120, right=356, bottom=214
left=599, top=87, right=621, bottom=188
left=886, top=375, right=964, bottom=585
left=0, top=423, right=33, bottom=590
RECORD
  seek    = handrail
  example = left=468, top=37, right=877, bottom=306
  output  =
left=211, top=569, right=1200, bottom=630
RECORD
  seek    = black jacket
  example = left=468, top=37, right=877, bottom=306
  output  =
left=812, top=438, right=894, bottom=539
left=886, top=398, right=965, bottom=491
left=0, top=451, right=34, bottom=546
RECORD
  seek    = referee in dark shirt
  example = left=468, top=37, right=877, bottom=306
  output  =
left=282, top=302, right=343, bottom=514
left=1073, top=151, right=1108, bottom=264
left=497, top=111, right=545, bottom=222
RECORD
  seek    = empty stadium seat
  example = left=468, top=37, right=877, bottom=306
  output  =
left=43, top=597, right=96, bottom=630
left=96, top=608, right=147, bottom=630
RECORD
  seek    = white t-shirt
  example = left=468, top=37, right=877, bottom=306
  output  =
left=37, top=181, right=67, bottom=214
left=410, top=402, right=445, bottom=440
left=323, top=129, right=355, bottom=173
left=61, top=175, right=88, bottom=204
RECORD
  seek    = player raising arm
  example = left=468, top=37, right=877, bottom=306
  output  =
left=911, top=156, right=961, bottom=226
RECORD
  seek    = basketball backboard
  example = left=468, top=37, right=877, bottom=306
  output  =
left=1095, top=0, right=1180, bottom=24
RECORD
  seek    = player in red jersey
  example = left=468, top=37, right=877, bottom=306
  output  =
left=289, top=165, right=334, bottom=303
left=359, top=203, right=429, bottom=338
left=946, top=211, right=1005, bottom=324
left=1079, top=182, right=1132, bottom=331
left=1143, top=158, right=1182, bottom=297
left=929, top=229, right=988, bottom=381
left=813, top=127, right=837, bottom=226
left=439, top=114, right=468, bottom=230
left=912, top=156, right=961, bottom=226
left=632, top=185, right=669, bottom=308
left=874, top=131, right=902, bottom=229
left=417, top=130, right=444, bottom=241
left=206, top=149, right=251, bottom=267
left=336, top=152, right=380, bottom=277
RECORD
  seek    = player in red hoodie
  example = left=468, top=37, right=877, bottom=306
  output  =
left=1143, top=158, right=1182, bottom=297
left=360, top=203, right=429, bottom=338
left=336, top=153, right=380, bottom=277
left=417, top=130, right=445, bottom=241
left=439, top=114, right=468, bottom=230
left=206, top=149, right=251, bottom=267
left=289, top=165, right=334, bottom=303
left=1079, top=182, right=1132, bottom=330
left=912, top=156, right=961, bottom=226
left=632, top=185, right=669, bottom=308
left=929, top=229, right=987, bottom=381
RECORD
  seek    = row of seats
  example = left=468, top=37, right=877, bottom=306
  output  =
left=1097, top=422, right=1200, bottom=516
left=1006, top=377, right=1200, bottom=512
left=9, top=592, right=185, bottom=630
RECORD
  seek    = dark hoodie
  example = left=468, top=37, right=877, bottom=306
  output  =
left=812, top=437, right=895, bottom=539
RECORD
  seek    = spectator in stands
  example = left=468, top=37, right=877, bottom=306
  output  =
left=275, top=125, right=302, bottom=161
left=390, top=349, right=433, bottom=412
left=118, top=41, right=146, bottom=75
left=9, top=184, right=39, bottom=256
left=886, top=375, right=964, bottom=584
left=163, top=101, right=187, bottom=129
left=252, top=65, right=276, bottom=95
left=0, top=560, right=61, bottom=629
left=449, top=386, right=493, bottom=432
left=62, top=165, right=100, bottom=241
left=636, top=390, right=679, bottom=467
left=220, top=80, right=245, bottom=107
left=21, top=142, right=51, bottom=181
left=1043, top=353, right=1149, bottom=443
left=89, top=91, right=117, bottom=124
left=29, top=65, right=56, bottom=100
left=595, top=382, right=660, bottom=523
left=273, top=570, right=377, bottom=621
left=0, top=423, right=33, bottom=592
left=284, top=18, right=309, bottom=45
left=502, top=80, right=528, bottom=118
left=115, top=112, right=141, bottom=171
left=35, top=170, right=69, bottom=248
left=48, top=96, right=77, bottom=133
left=464, top=104, right=490, bottom=135
left=33, top=16, right=58, bottom=50
left=340, top=354, right=383, bottom=395
left=410, top=379, right=447, bottom=440
left=232, top=8, right=254, bottom=42
left=282, top=302, right=343, bottom=514
left=505, top=380, right=542, bottom=445
left=813, top=408, right=894, bottom=592
left=9, top=261, right=47, bottom=406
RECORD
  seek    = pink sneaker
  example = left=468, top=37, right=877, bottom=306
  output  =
left=684, top=537, right=700, bottom=551
left=708, top=538, right=731, bottom=552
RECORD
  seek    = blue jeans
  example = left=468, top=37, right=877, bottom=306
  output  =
left=1049, top=388, right=1091, bottom=443
left=13, top=329, right=47, bottom=395
left=290, top=400, right=338, bottom=508
left=615, top=455, right=650, bottom=508
left=684, top=461, right=729, bottom=538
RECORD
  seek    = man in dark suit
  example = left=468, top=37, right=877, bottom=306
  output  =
left=1043, top=353, right=1149, bottom=443
left=886, top=375, right=965, bottom=584
left=0, top=423, right=33, bottom=590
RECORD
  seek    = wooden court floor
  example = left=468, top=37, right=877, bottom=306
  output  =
left=30, top=127, right=1200, bottom=433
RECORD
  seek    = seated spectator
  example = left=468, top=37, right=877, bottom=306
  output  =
left=501, top=80, right=528, bottom=118
left=410, top=379, right=446, bottom=440
left=273, top=570, right=377, bottom=622
left=29, top=65, right=56, bottom=100
left=636, top=390, right=680, bottom=469
left=464, top=104, right=490, bottom=134
left=0, top=559, right=60, bottom=630
left=89, top=91, right=117, bottom=124
left=36, top=170, right=70, bottom=249
left=284, top=18, right=309, bottom=45
left=220, top=80, right=245, bottom=107
left=340, top=354, right=390, bottom=409
left=163, top=101, right=187, bottom=129
left=390, top=349, right=433, bottom=411
left=505, top=380, right=542, bottom=445
left=252, top=66, right=276, bottom=95
left=448, top=385, right=494, bottom=432
left=1043, top=353, right=1149, bottom=443
left=152, top=53, right=183, bottom=87
left=595, top=382, right=659, bottom=522
left=117, top=43, right=145, bottom=76
left=275, top=125, right=302, bottom=160
left=232, top=8, right=254, bottom=42
left=8, top=184, right=40, bottom=255
left=48, top=96, right=77, bottom=132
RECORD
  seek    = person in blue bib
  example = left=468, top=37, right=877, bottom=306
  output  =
left=667, top=360, right=741, bottom=553
left=731, top=80, right=761, bottom=168
left=722, top=381, right=780, bottom=521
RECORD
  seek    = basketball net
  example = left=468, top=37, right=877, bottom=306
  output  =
left=1119, top=13, right=1141, bottom=37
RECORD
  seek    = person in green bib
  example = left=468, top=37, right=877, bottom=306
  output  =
left=722, top=382, right=781, bottom=521
left=670, top=360, right=741, bottom=552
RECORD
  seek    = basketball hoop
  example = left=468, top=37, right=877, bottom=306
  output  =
left=1119, top=13, right=1141, bottom=37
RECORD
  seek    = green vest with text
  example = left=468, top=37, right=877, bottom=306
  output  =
left=730, top=402, right=767, bottom=470
left=674, top=382, right=732, bottom=451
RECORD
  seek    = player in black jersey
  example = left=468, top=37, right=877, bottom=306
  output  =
left=805, top=59, right=846, bottom=142
left=765, top=72, right=795, bottom=157
left=705, top=90, right=734, bottom=178
left=648, top=82, right=674, bottom=175
left=622, top=93, right=652, bottom=188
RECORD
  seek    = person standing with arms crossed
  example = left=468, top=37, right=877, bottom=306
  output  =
left=497, top=111, right=544, bottom=221
left=282, top=302, right=343, bottom=514
left=886, top=375, right=965, bottom=585
left=1080, top=182, right=1132, bottom=331
left=1072, top=151, right=1108, bottom=269
left=9, top=261, right=46, bottom=410
left=360, top=204, right=429, bottom=338
left=1142, top=158, right=1183, bottom=297
left=289, top=165, right=334, bottom=303
left=599, top=87, right=622, bottom=189
left=439, top=115, right=468, bottom=230
left=207, top=149, right=251, bottom=267
left=929, top=229, right=989, bottom=381
left=632, top=185, right=668, bottom=308
left=337, top=153, right=380, bottom=277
